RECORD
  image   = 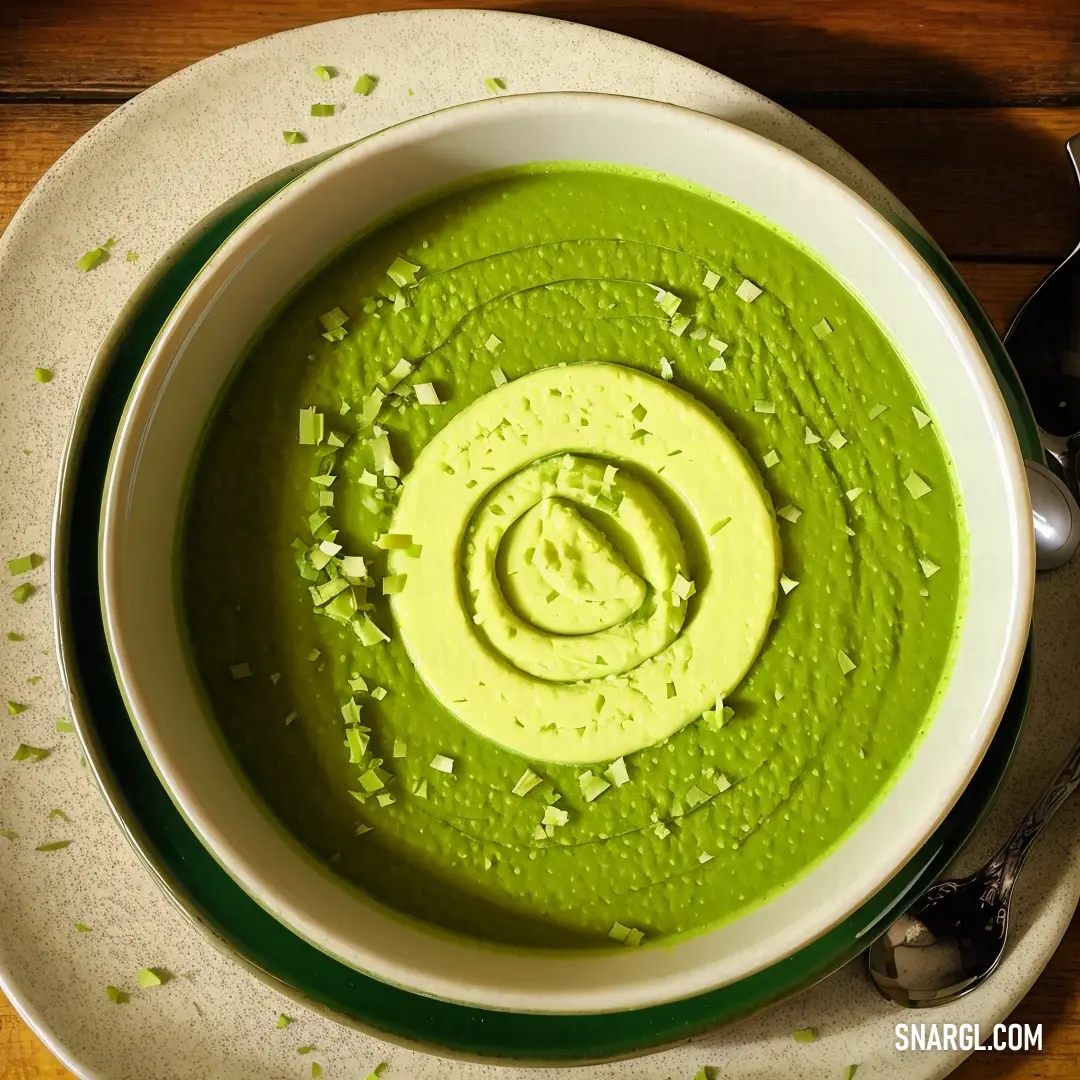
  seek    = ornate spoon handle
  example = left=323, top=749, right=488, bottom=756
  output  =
left=980, top=732, right=1080, bottom=911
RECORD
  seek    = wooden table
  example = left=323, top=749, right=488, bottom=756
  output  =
left=2, top=1, right=1079, bottom=1075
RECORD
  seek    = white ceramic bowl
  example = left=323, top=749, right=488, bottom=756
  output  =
left=100, top=92, right=1033, bottom=1013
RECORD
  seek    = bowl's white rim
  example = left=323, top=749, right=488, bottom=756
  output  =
left=100, top=90, right=1034, bottom=1013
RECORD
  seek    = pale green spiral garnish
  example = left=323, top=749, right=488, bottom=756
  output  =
left=388, top=362, right=779, bottom=764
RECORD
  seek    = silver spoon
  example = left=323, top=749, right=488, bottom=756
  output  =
left=1027, top=459, right=1079, bottom=570
left=868, top=732, right=1080, bottom=1007
left=1005, top=132, right=1080, bottom=495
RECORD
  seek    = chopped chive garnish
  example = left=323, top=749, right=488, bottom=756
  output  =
left=608, top=922, right=631, bottom=942
left=753, top=400, right=775, bottom=414
left=12, top=744, right=49, bottom=762
left=297, top=1047, right=317, bottom=1055
left=126, top=250, right=139, bottom=262
left=310, top=103, right=336, bottom=116
left=386, top=255, right=421, bottom=287
left=366, top=1064, right=389, bottom=1080
left=313, top=65, right=336, bottom=80
left=653, top=821, right=671, bottom=838
left=512, top=769, right=543, bottom=796
left=904, top=471, right=932, bottom=500
left=6, top=632, right=24, bottom=641
left=106, top=985, right=129, bottom=1004
left=735, top=278, right=762, bottom=303
left=578, top=770, right=611, bottom=803
left=605, top=757, right=630, bottom=787
left=75, top=922, right=92, bottom=932
left=298, top=407, right=325, bottom=445
left=340, top=555, right=367, bottom=579
left=777, top=504, right=802, bottom=523
left=762, top=449, right=780, bottom=468
left=715, top=772, right=731, bottom=793
left=313, top=1064, right=323, bottom=1078
left=7, top=701, right=27, bottom=715
left=430, top=753, right=454, bottom=774
left=491, top=365, right=507, bottom=387
left=838, top=650, right=857, bottom=674
left=413, top=382, right=441, bottom=406
left=671, top=573, right=695, bottom=601
left=668, top=314, right=691, bottom=338
left=371, top=687, right=387, bottom=701
left=868, top=404, right=888, bottom=420
left=283, top=130, right=307, bottom=145
left=345, top=727, right=368, bottom=764
left=484, top=76, right=507, bottom=93
left=685, top=784, right=709, bottom=808
left=779, top=574, right=799, bottom=594
left=77, top=247, right=108, bottom=272
left=844, top=1065, right=859, bottom=1079
left=793, top=1028, right=817, bottom=1043
left=845, top=487, right=864, bottom=502
left=307, top=648, right=321, bottom=662
left=103, top=238, right=116, bottom=249
left=277, top=1014, right=295, bottom=1029
left=138, top=968, right=162, bottom=988
left=229, top=663, right=252, bottom=680
left=36, top=840, right=72, bottom=851
left=698, top=851, right=715, bottom=864
left=652, top=289, right=680, bottom=317
left=357, top=768, right=385, bottom=793
left=48, top=809, right=70, bottom=821
left=353, top=73, right=379, bottom=95
left=355, top=824, right=373, bottom=836
left=392, top=739, right=406, bottom=759
left=375, top=533, right=412, bottom=550
left=812, top=318, right=833, bottom=339
left=484, top=333, right=502, bottom=354
left=912, top=407, right=932, bottom=429
left=33, top=367, right=53, bottom=383
left=7, top=553, right=40, bottom=575
left=919, top=557, right=940, bottom=578
left=55, top=719, right=75, bottom=733
left=631, top=404, right=647, bottom=423
left=284, top=711, right=297, bottom=726
left=689, top=327, right=707, bottom=340
left=376, top=792, right=395, bottom=807
left=319, top=306, right=349, bottom=332
left=710, top=517, right=731, bottom=535
left=413, top=779, right=428, bottom=799
left=353, top=616, right=389, bottom=646
left=702, top=269, right=721, bottom=290
left=827, top=429, right=847, bottom=450
left=707, top=355, right=727, bottom=372
left=11, top=584, right=34, bottom=603
left=804, top=426, right=822, bottom=445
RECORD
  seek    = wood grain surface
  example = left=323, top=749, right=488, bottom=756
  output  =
left=2, top=1, right=1079, bottom=1077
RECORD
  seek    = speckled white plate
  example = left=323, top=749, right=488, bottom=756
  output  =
left=1, top=10, right=1078, bottom=1079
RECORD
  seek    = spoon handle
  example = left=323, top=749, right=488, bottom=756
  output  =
left=981, top=731, right=1080, bottom=910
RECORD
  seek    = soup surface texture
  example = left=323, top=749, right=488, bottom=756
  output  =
left=184, top=166, right=964, bottom=948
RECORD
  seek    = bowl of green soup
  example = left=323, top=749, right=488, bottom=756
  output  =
left=100, top=92, right=1033, bottom=1013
